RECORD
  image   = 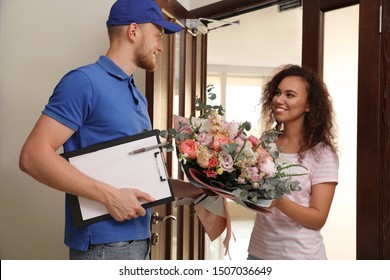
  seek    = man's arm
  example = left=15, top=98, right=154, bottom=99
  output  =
left=19, top=114, right=154, bottom=221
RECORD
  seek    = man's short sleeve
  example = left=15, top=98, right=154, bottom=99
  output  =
left=43, top=70, right=92, bottom=132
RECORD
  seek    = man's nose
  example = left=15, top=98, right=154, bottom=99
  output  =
left=157, top=40, right=164, bottom=53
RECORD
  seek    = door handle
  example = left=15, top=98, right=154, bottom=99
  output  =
left=151, top=212, right=177, bottom=224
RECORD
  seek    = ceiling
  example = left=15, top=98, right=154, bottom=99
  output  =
left=176, top=0, right=302, bottom=70
left=178, top=0, right=221, bottom=11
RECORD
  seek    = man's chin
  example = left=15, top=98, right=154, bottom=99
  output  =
left=140, top=62, right=157, bottom=72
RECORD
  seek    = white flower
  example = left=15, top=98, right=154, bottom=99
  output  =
left=192, top=117, right=212, bottom=133
left=243, top=142, right=258, bottom=165
left=221, top=121, right=240, bottom=138
left=259, top=157, right=277, bottom=177
left=197, top=132, right=213, bottom=146
left=275, top=154, right=289, bottom=165
left=267, top=142, right=278, bottom=153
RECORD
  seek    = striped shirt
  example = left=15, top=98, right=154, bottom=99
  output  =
left=247, top=144, right=339, bottom=260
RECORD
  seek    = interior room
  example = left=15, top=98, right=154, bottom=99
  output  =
left=1, top=0, right=388, bottom=260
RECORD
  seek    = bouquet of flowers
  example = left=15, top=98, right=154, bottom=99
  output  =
left=161, top=85, right=306, bottom=209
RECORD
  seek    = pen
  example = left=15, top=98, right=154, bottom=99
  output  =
left=128, top=142, right=171, bottom=155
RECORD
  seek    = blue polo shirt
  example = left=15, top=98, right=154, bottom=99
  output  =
left=43, top=56, right=152, bottom=251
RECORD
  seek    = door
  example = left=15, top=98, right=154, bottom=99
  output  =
left=302, top=0, right=390, bottom=260
left=145, top=0, right=208, bottom=260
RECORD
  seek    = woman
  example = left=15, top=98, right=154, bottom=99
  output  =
left=247, top=64, right=339, bottom=260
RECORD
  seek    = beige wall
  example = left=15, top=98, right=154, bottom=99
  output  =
left=0, top=0, right=117, bottom=259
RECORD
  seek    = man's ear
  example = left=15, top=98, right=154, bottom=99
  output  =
left=127, top=23, right=139, bottom=41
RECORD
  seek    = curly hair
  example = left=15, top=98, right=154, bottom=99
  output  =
left=261, top=64, right=338, bottom=155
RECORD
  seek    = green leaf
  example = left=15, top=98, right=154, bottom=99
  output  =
left=159, top=130, right=168, bottom=138
left=221, top=143, right=239, bottom=154
left=168, top=128, right=178, bottom=134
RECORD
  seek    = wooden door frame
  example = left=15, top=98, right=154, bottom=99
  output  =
left=381, top=0, right=390, bottom=260
left=146, top=0, right=208, bottom=260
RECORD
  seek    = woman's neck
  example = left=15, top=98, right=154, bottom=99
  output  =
left=277, top=124, right=304, bottom=154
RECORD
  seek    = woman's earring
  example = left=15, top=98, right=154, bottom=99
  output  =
left=271, top=114, right=277, bottom=129
left=271, top=115, right=283, bottom=131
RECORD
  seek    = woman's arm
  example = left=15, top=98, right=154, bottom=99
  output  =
left=273, top=182, right=336, bottom=230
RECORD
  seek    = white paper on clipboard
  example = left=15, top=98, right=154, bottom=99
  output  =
left=61, top=130, right=173, bottom=227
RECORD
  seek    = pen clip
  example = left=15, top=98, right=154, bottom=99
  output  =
left=128, top=142, right=173, bottom=155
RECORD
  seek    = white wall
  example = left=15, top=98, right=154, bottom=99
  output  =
left=0, top=0, right=117, bottom=259
left=206, top=5, right=303, bottom=68
left=322, top=5, right=359, bottom=260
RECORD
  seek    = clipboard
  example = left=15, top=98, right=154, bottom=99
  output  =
left=61, top=129, right=173, bottom=227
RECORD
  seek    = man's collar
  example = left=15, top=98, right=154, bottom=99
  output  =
left=96, top=55, right=132, bottom=81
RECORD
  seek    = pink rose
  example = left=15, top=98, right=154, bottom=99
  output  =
left=197, top=132, right=213, bottom=146
left=250, top=173, right=262, bottom=183
left=248, top=135, right=260, bottom=148
left=234, top=136, right=246, bottom=151
left=219, top=150, right=235, bottom=173
left=208, top=156, right=218, bottom=168
left=180, top=139, right=198, bottom=159
left=247, top=166, right=259, bottom=175
left=203, top=169, right=218, bottom=178
left=213, top=134, right=232, bottom=152
left=179, top=124, right=193, bottom=135
left=237, top=176, right=246, bottom=184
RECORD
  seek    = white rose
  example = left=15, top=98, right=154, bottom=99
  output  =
left=259, top=157, right=277, bottom=177
left=192, top=117, right=212, bottom=133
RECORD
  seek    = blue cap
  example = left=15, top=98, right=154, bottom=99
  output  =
left=106, top=0, right=182, bottom=34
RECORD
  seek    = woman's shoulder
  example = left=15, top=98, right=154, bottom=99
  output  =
left=307, top=143, right=339, bottom=163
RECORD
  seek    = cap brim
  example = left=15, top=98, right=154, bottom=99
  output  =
left=154, top=20, right=182, bottom=34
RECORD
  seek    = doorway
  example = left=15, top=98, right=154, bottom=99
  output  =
left=205, top=3, right=358, bottom=259
left=158, top=0, right=390, bottom=260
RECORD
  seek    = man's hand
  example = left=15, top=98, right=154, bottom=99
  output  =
left=105, top=188, right=155, bottom=222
